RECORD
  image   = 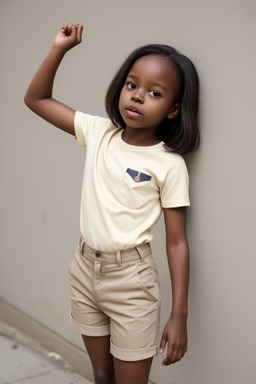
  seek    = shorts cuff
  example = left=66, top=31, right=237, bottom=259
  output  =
left=110, top=339, right=158, bottom=361
left=70, top=314, right=110, bottom=336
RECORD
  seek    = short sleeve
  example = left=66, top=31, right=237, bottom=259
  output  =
left=160, top=156, right=190, bottom=208
left=74, top=111, right=97, bottom=147
left=74, top=111, right=113, bottom=147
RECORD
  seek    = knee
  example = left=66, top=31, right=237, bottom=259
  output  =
left=94, top=369, right=116, bottom=384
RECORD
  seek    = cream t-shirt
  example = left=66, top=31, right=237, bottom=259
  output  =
left=75, top=112, right=190, bottom=252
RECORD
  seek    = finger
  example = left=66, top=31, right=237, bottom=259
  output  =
left=63, top=24, right=72, bottom=36
left=170, top=347, right=182, bottom=364
left=162, top=345, right=174, bottom=366
left=61, top=24, right=68, bottom=34
left=69, top=23, right=77, bottom=35
left=162, top=341, right=177, bottom=366
left=76, top=23, right=83, bottom=43
left=163, top=344, right=186, bottom=366
left=159, top=335, right=167, bottom=354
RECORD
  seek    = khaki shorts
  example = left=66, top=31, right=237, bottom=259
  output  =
left=69, top=236, right=161, bottom=361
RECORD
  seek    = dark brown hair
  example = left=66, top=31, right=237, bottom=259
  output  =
left=105, top=44, right=200, bottom=154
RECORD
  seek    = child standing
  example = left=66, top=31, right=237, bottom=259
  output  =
left=25, top=23, right=199, bottom=384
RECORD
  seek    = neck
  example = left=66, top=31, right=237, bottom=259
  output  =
left=122, top=128, right=161, bottom=147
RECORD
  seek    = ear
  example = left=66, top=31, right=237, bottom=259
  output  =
left=167, top=103, right=181, bottom=119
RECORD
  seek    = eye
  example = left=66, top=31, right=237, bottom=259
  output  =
left=149, top=90, right=161, bottom=98
left=127, top=82, right=136, bottom=90
left=149, top=91, right=161, bottom=99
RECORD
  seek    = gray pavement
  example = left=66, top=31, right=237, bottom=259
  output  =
left=0, top=319, right=92, bottom=384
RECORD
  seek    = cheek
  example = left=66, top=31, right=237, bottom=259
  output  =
left=148, top=101, right=170, bottom=118
left=118, top=91, right=125, bottom=115
left=119, top=89, right=126, bottom=108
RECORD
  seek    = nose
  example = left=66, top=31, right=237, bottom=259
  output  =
left=132, top=91, right=143, bottom=103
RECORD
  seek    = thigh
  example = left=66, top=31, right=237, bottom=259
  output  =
left=104, top=256, right=160, bottom=361
left=70, top=245, right=110, bottom=335
left=114, top=357, right=153, bottom=384
left=82, top=335, right=115, bottom=384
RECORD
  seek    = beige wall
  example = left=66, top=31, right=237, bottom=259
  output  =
left=1, top=0, right=256, bottom=383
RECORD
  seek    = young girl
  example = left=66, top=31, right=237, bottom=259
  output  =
left=24, top=23, right=199, bottom=384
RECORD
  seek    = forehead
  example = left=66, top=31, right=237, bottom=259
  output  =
left=128, top=55, right=179, bottom=88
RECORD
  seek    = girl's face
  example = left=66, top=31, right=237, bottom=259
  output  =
left=119, top=55, right=181, bottom=135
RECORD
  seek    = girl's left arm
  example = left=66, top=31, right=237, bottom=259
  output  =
left=159, top=207, right=189, bottom=366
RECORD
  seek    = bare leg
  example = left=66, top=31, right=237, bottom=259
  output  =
left=113, top=357, right=153, bottom=384
left=82, top=335, right=116, bottom=384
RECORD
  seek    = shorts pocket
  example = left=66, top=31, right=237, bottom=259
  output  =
left=133, top=257, right=160, bottom=302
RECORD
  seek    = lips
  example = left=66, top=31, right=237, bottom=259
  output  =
left=126, top=105, right=142, bottom=116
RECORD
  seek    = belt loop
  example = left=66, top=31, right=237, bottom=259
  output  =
left=116, top=251, right=122, bottom=267
left=135, top=246, right=145, bottom=261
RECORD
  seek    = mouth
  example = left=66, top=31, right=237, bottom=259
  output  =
left=126, top=105, right=142, bottom=116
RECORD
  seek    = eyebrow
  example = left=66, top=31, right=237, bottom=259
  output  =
left=127, top=74, right=167, bottom=91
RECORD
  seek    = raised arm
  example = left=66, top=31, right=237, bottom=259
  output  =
left=159, top=207, right=189, bottom=365
left=24, top=23, right=83, bottom=135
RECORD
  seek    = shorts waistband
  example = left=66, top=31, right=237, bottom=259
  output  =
left=79, top=236, right=151, bottom=266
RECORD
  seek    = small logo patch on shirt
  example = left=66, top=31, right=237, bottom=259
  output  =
left=126, top=168, right=152, bottom=183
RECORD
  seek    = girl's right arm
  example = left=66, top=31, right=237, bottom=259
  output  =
left=24, top=23, right=83, bottom=136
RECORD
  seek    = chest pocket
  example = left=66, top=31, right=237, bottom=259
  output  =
left=119, top=168, right=155, bottom=209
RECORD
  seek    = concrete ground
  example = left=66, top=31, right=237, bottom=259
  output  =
left=0, top=319, right=92, bottom=384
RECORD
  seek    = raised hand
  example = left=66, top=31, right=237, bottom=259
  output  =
left=24, top=22, right=84, bottom=135
left=54, top=22, right=83, bottom=53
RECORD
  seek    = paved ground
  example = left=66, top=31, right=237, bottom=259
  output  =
left=0, top=319, right=92, bottom=384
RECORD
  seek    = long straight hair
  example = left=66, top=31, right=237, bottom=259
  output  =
left=105, top=44, right=200, bottom=155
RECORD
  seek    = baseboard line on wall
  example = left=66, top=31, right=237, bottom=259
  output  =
left=0, top=298, right=93, bottom=382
